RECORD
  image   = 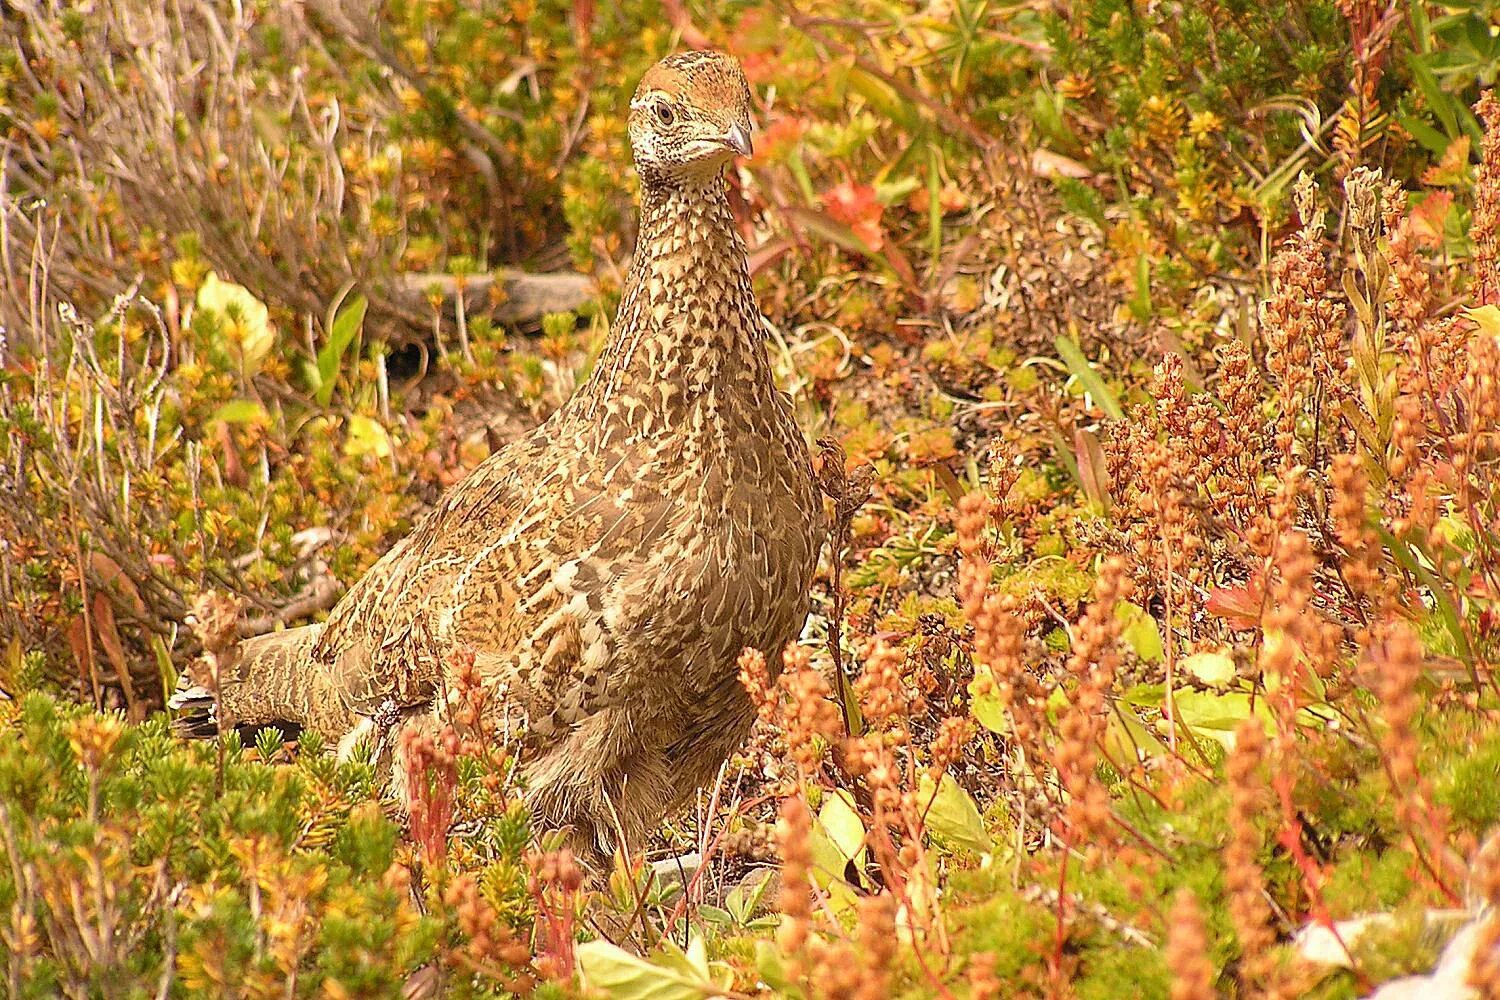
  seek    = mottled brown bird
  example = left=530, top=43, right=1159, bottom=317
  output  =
left=174, top=50, right=823, bottom=859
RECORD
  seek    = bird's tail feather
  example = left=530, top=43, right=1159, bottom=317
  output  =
left=169, top=624, right=326, bottom=738
left=167, top=679, right=219, bottom=738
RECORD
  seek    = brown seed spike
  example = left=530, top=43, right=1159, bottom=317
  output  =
left=173, top=52, right=824, bottom=869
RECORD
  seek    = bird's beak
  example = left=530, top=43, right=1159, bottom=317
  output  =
left=723, top=123, right=753, bottom=158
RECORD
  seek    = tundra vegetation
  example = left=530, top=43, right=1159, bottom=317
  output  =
left=3, top=1, right=1500, bottom=997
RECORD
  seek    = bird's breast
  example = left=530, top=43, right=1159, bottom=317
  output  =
left=622, top=423, right=819, bottom=684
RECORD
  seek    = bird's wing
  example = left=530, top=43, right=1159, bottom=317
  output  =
left=309, top=430, right=556, bottom=709
left=310, top=427, right=673, bottom=732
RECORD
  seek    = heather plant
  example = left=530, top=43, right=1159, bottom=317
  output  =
left=0, top=272, right=432, bottom=708
left=0, top=692, right=537, bottom=998
left=650, top=99, right=1500, bottom=996
left=5, top=2, right=1500, bottom=998
left=0, top=0, right=658, bottom=346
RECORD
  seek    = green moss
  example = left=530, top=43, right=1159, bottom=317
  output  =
left=1007, top=468, right=1053, bottom=504
left=1076, top=944, right=1170, bottom=1000
left=1346, top=907, right=1452, bottom=987
left=1035, top=533, right=1068, bottom=558
left=940, top=872, right=1053, bottom=985
left=1005, top=365, right=1041, bottom=392
left=987, top=345, right=1019, bottom=370
left=1434, top=720, right=1500, bottom=833
left=996, top=557, right=1094, bottom=605
left=1324, top=849, right=1418, bottom=915
left=881, top=594, right=966, bottom=633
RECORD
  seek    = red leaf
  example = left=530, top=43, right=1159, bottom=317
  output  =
left=660, top=0, right=710, bottom=50
left=1420, top=136, right=1471, bottom=189
left=756, top=117, right=807, bottom=162
left=822, top=182, right=884, bottom=252
left=1205, top=575, right=1266, bottom=629
left=881, top=240, right=918, bottom=292
left=1072, top=428, right=1111, bottom=511
left=92, top=593, right=142, bottom=721
left=68, top=616, right=98, bottom=703
left=748, top=236, right=795, bottom=277
left=572, top=0, right=594, bottom=48
left=1407, top=191, right=1453, bottom=248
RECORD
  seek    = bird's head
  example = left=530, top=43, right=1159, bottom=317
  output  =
left=628, top=50, right=754, bottom=188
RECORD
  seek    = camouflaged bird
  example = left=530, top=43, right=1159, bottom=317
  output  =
left=175, top=50, right=823, bottom=859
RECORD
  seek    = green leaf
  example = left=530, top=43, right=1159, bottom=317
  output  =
left=874, top=175, right=921, bottom=205
left=1375, top=525, right=1474, bottom=666
left=1129, top=254, right=1153, bottom=322
left=969, top=665, right=1009, bottom=734
left=1173, top=691, right=1272, bottom=748
left=1105, top=705, right=1169, bottom=762
left=696, top=904, right=734, bottom=926
left=847, top=68, right=921, bottom=130
left=725, top=868, right=775, bottom=924
left=1408, top=54, right=1457, bottom=136
left=209, top=400, right=270, bottom=426
left=1055, top=335, right=1125, bottom=419
left=1399, top=114, right=1454, bottom=156
left=755, top=940, right=804, bottom=998
left=1116, top=601, right=1163, bottom=663
left=927, top=147, right=943, bottom=261
left=151, top=635, right=176, bottom=705
left=315, top=294, right=367, bottom=407
left=576, top=940, right=730, bottom=999
left=833, top=656, right=864, bottom=738
left=1029, top=86, right=1077, bottom=152
left=918, top=771, right=993, bottom=855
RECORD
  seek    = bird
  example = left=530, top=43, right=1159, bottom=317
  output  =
left=172, top=50, right=824, bottom=863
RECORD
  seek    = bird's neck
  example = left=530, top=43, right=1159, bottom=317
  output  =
left=574, top=176, right=772, bottom=424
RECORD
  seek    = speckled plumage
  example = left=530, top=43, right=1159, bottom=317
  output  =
left=200, top=51, right=823, bottom=857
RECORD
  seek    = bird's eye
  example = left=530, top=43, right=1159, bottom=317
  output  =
left=654, top=101, right=675, bottom=125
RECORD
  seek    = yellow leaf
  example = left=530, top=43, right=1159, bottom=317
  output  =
left=197, top=272, right=274, bottom=372
left=817, top=788, right=866, bottom=869
left=576, top=940, right=729, bottom=1000
left=969, top=665, right=1009, bottom=734
left=918, top=771, right=993, bottom=856
left=2, top=635, right=22, bottom=695
left=1469, top=305, right=1500, bottom=338
left=1181, top=649, right=1236, bottom=687
left=210, top=400, right=270, bottom=427
left=343, top=415, right=391, bottom=459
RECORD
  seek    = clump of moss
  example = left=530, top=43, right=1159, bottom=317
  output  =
left=996, top=558, right=1096, bottom=605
